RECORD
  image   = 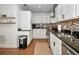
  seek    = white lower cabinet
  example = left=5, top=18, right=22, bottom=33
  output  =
left=32, top=29, right=47, bottom=39
left=50, top=32, right=62, bottom=55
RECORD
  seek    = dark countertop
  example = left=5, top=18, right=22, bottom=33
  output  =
left=51, top=31, right=79, bottom=54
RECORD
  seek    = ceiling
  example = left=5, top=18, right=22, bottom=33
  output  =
left=19, top=4, right=54, bottom=12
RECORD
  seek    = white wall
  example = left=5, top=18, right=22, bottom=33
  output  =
left=32, top=12, right=50, bottom=24
left=0, top=4, right=17, bottom=48
left=17, top=5, right=21, bottom=28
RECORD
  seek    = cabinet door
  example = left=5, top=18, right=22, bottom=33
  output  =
left=53, top=37, right=62, bottom=55
left=58, top=4, right=66, bottom=21
left=50, top=32, right=54, bottom=53
left=50, top=33, right=57, bottom=54
left=39, top=29, right=47, bottom=39
left=41, top=29, right=47, bottom=39
left=32, top=29, right=46, bottom=39
left=76, top=4, right=79, bottom=17
left=64, top=4, right=75, bottom=19
left=32, top=29, right=36, bottom=38
left=20, top=11, right=31, bottom=30
left=57, top=4, right=75, bottom=21
left=38, top=29, right=41, bottom=38
left=32, top=29, right=39, bottom=39
left=56, top=38, right=62, bottom=55
left=55, top=6, right=58, bottom=22
left=50, top=33, right=62, bottom=55
left=52, top=35, right=58, bottom=55
left=58, top=5, right=62, bottom=21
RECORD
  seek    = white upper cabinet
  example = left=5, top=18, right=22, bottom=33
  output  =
left=48, top=12, right=56, bottom=23
left=57, top=5, right=63, bottom=21
left=56, top=4, right=76, bottom=22
left=55, top=6, right=58, bottom=22
left=20, top=11, right=32, bottom=30
left=50, top=18, right=56, bottom=23
left=32, top=13, right=50, bottom=24
left=55, top=5, right=65, bottom=21
left=75, top=4, right=79, bottom=17
left=64, top=4, right=75, bottom=19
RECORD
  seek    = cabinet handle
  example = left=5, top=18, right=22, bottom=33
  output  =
left=53, top=41, right=55, bottom=46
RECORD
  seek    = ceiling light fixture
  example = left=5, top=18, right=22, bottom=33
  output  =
left=24, top=4, right=28, bottom=6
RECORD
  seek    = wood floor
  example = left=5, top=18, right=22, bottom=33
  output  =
left=0, top=39, right=52, bottom=55
left=34, top=42, right=52, bottom=55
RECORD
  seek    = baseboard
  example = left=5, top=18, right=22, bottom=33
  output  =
left=0, top=45, right=17, bottom=48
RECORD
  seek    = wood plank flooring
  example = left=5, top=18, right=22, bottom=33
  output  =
left=34, top=42, right=52, bottom=55
left=0, top=39, right=52, bottom=55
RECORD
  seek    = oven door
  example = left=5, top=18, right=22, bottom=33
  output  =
left=62, top=42, right=78, bottom=55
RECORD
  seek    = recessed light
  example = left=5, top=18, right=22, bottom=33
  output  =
left=38, top=5, right=41, bottom=8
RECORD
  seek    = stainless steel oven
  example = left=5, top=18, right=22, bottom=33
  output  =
left=62, top=42, right=78, bottom=55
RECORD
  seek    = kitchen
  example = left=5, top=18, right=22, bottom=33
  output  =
left=0, top=4, right=79, bottom=55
